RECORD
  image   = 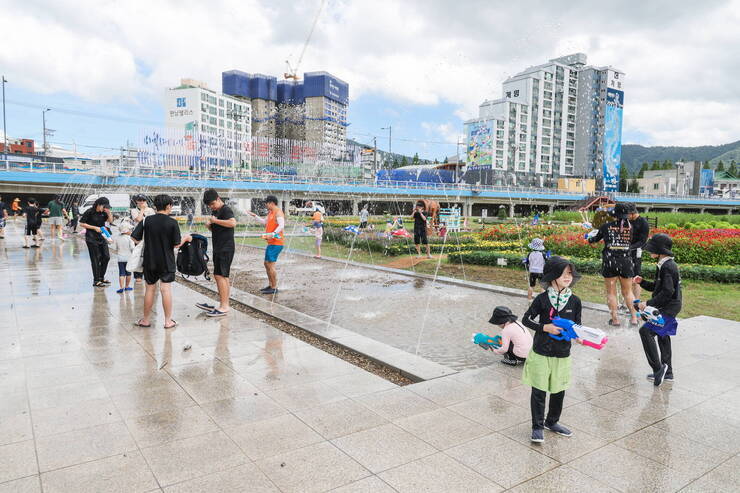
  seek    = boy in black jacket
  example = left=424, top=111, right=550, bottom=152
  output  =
left=633, top=233, right=682, bottom=387
left=521, top=256, right=583, bottom=443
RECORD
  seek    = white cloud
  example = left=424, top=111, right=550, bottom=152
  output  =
left=2, top=0, right=740, bottom=145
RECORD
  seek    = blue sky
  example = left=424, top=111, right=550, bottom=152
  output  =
left=2, top=0, right=739, bottom=159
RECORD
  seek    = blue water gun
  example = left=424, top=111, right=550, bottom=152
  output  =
left=471, top=333, right=502, bottom=350
left=100, top=227, right=112, bottom=241
left=633, top=300, right=665, bottom=325
left=549, top=317, right=608, bottom=350
left=343, top=225, right=360, bottom=235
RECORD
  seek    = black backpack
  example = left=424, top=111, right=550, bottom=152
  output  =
left=177, top=233, right=211, bottom=280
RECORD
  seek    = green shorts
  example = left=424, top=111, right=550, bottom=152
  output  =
left=521, top=350, right=572, bottom=394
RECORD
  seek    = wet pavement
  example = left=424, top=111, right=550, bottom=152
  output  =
left=2, top=222, right=740, bottom=492
left=229, top=247, right=617, bottom=370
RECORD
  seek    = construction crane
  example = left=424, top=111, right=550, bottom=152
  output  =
left=284, top=0, right=325, bottom=81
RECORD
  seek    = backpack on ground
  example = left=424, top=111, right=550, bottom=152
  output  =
left=177, top=233, right=210, bottom=280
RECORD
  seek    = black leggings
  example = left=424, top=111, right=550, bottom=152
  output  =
left=639, top=325, right=673, bottom=375
left=86, top=241, right=110, bottom=283
left=505, top=343, right=526, bottom=362
left=531, top=388, right=565, bottom=430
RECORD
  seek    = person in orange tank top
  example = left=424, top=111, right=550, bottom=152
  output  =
left=247, top=195, right=284, bottom=295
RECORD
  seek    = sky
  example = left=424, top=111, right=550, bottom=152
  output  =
left=1, top=0, right=740, bottom=159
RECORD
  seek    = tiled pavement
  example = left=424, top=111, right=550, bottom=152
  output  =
left=1, top=227, right=739, bottom=492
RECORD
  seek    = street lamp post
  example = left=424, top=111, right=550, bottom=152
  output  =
left=1, top=76, right=7, bottom=168
left=42, top=108, right=51, bottom=162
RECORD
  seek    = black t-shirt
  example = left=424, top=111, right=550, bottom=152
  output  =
left=132, top=213, right=181, bottom=274
left=0, top=202, right=6, bottom=218
left=522, top=291, right=583, bottom=358
left=80, top=207, right=108, bottom=244
left=211, top=205, right=235, bottom=253
left=589, top=220, right=632, bottom=253
left=412, top=210, right=427, bottom=231
left=23, top=206, right=39, bottom=226
left=629, top=216, right=650, bottom=253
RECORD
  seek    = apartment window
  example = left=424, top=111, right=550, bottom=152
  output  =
left=519, top=133, right=527, bottom=141
left=542, top=146, right=551, bottom=154
left=497, top=120, right=504, bottom=128
left=521, top=106, right=528, bottom=115
left=543, top=119, right=552, bottom=127
left=653, top=183, right=659, bottom=191
left=201, top=114, right=207, bottom=123
left=219, top=119, right=224, bottom=127
left=543, top=110, right=552, bottom=118
left=201, top=93, right=207, bottom=102
left=520, top=124, right=527, bottom=132
left=219, top=109, right=224, bottom=117
left=544, top=101, right=552, bottom=109
left=544, top=72, right=553, bottom=80
left=544, top=91, right=553, bottom=100
left=521, top=115, right=528, bottom=123
left=541, top=137, right=551, bottom=146
left=227, top=102, right=233, bottom=110
left=541, top=155, right=550, bottom=163
left=544, top=81, right=553, bottom=91
left=218, top=99, right=224, bottom=107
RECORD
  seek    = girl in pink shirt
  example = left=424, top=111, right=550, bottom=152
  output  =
left=489, top=306, right=534, bottom=366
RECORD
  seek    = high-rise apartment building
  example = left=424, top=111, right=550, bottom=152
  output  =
left=164, top=78, right=252, bottom=168
left=222, top=70, right=349, bottom=155
left=464, top=53, right=625, bottom=190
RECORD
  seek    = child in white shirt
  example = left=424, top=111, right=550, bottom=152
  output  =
left=112, top=225, right=135, bottom=293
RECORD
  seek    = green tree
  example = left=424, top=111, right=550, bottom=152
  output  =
left=662, top=160, right=673, bottom=170
left=443, top=157, right=449, bottom=164
left=401, top=156, right=408, bottom=167
left=619, top=164, right=629, bottom=192
left=628, top=179, right=641, bottom=193
left=393, top=157, right=400, bottom=168
left=638, top=162, right=649, bottom=178
left=650, top=160, right=661, bottom=170
left=717, top=160, right=725, bottom=172
left=729, top=160, right=737, bottom=177
left=412, top=153, right=420, bottom=165
left=703, top=160, right=711, bottom=169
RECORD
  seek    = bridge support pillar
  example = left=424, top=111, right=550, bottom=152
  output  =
left=463, top=199, right=472, bottom=218
left=352, top=200, right=359, bottom=216
left=728, top=209, right=733, bottom=215
left=700, top=208, right=705, bottom=214
left=509, top=204, right=515, bottom=218
left=671, top=207, right=679, bottom=213
left=548, top=204, right=554, bottom=214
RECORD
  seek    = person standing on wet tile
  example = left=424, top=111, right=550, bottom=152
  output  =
left=521, top=256, right=583, bottom=443
left=633, top=233, right=682, bottom=387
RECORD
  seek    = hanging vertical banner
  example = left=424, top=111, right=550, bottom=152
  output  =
left=602, top=88, right=624, bottom=192
left=466, top=120, right=494, bottom=167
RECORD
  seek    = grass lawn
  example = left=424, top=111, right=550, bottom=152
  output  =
left=237, top=236, right=740, bottom=321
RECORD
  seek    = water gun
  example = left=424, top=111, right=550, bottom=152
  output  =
left=262, top=231, right=282, bottom=240
left=343, top=225, right=360, bottom=235
left=549, top=317, right=608, bottom=350
left=100, top=227, right=113, bottom=242
left=584, top=229, right=599, bottom=240
left=633, top=300, right=665, bottom=325
left=581, top=222, right=593, bottom=230
left=471, top=333, right=502, bottom=350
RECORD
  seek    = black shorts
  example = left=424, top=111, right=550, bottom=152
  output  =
left=602, top=253, right=634, bottom=278
left=359, top=221, right=368, bottom=229
left=213, top=250, right=234, bottom=278
left=144, top=270, right=176, bottom=285
left=529, top=272, right=543, bottom=288
left=631, top=255, right=642, bottom=277
left=25, top=224, right=39, bottom=235
left=414, top=229, right=428, bottom=245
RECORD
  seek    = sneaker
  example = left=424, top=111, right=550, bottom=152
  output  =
left=259, top=286, right=272, bottom=293
left=647, top=373, right=654, bottom=381
left=22, top=245, right=30, bottom=249
left=531, top=429, right=544, bottom=443
left=101, top=280, right=111, bottom=285
left=124, top=287, right=133, bottom=291
left=262, top=288, right=278, bottom=295
left=501, top=356, right=519, bottom=366
left=545, top=422, right=573, bottom=437
left=195, top=302, right=215, bottom=311
left=31, top=244, right=40, bottom=248
left=654, top=363, right=669, bottom=387
left=116, top=288, right=125, bottom=294
left=206, top=309, right=228, bottom=317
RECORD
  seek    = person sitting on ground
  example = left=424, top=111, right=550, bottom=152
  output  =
left=587, top=202, right=639, bottom=326
left=634, top=233, right=682, bottom=386
left=131, top=194, right=192, bottom=329
left=112, top=224, right=134, bottom=293
left=247, top=195, right=284, bottom=295
left=524, top=238, right=548, bottom=301
left=195, top=189, right=236, bottom=317
left=487, top=306, right=533, bottom=366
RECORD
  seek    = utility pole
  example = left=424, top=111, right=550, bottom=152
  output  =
left=381, top=125, right=391, bottom=163
left=42, top=108, right=51, bottom=162
left=1, top=76, right=7, bottom=167
left=373, top=136, right=377, bottom=175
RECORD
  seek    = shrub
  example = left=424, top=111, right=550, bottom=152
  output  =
left=664, top=223, right=679, bottom=229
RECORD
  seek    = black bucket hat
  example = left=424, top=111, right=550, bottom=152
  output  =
left=489, top=306, right=517, bottom=325
left=644, top=233, right=673, bottom=256
left=541, top=256, right=582, bottom=288
left=609, top=203, right=630, bottom=219
left=626, top=202, right=638, bottom=214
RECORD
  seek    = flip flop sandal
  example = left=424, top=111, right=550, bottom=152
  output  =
left=134, top=319, right=152, bottom=327
left=607, top=319, right=621, bottom=326
left=164, top=321, right=178, bottom=329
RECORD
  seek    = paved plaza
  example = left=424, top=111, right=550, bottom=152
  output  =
left=1, top=225, right=739, bottom=492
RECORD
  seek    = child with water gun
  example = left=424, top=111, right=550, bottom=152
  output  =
left=488, top=306, right=533, bottom=366
left=633, top=233, right=682, bottom=387
left=521, top=256, right=583, bottom=443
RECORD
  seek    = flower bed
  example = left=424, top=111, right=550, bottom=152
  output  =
left=447, top=250, right=740, bottom=283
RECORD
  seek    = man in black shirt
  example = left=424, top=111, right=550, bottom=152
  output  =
left=412, top=201, right=431, bottom=259
left=79, top=197, right=113, bottom=285
left=195, top=189, right=236, bottom=317
left=131, top=194, right=191, bottom=329
left=22, top=198, right=42, bottom=248
left=627, top=202, right=650, bottom=300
